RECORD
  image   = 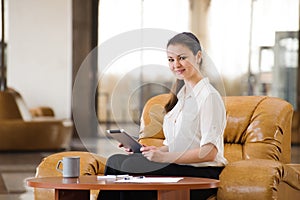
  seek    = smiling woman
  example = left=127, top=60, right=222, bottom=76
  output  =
left=97, top=32, right=227, bottom=200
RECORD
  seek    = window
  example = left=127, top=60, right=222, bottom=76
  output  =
left=98, top=0, right=189, bottom=128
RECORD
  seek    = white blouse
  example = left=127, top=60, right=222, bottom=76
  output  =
left=163, top=78, right=228, bottom=167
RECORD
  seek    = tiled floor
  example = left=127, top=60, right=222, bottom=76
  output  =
left=0, top=138, right=299, bottom=200
left=0, top=151, right=52, bottom=200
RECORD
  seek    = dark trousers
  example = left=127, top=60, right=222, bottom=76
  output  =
left=98, top=153, right=224, bottom=200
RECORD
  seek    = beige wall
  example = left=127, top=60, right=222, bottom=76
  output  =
left=7, top=0, right=72, bottom=118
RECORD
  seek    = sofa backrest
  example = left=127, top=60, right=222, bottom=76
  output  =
left=0, top=91, right=23, bottom=120
left=0, top=89, right=33, bottom=121
left=223, top=96, right=292, bottom=164
left=139, top=94, right=293, bottom=164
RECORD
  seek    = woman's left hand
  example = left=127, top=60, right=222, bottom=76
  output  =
left=142, top=148, right=167, bottom=163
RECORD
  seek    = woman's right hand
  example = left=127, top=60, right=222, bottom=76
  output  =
left=118, top=143, right=134, bottom=154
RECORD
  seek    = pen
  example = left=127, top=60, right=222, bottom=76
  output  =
left=124, top=176, right=145, bottom=180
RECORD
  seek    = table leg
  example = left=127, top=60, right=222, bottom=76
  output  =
left=157, top=189, right=190, bottom=200
left=55, top=189, right=90, bottom=200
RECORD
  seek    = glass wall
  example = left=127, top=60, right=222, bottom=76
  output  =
left=98, top=0, right=189, bottom=127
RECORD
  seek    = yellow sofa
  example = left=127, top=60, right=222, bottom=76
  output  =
left=0, top=89, right=73, bottom=151
left=34, top=94, right=300, bottom=199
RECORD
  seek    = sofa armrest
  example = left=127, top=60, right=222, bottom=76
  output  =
left=36, top=151, right=107, bottom=177
left=34, top=151, right=107, bottom=200
left=218, top=159, right=300, bottom=200
left=287, top=163, right=300, bottom=173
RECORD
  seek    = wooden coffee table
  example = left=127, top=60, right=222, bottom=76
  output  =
left=27, top=176, right=219, bottom=200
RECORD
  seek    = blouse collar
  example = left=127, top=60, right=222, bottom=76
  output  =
left=177, top=77, right=210, bottom=99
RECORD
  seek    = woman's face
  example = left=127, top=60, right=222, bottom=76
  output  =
left=167, top=44, right=202, bottom=83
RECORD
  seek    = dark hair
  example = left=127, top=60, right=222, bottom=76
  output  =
left=167, top=32, right=201, bottom=55
left=165, top=32, right=202, bottom=113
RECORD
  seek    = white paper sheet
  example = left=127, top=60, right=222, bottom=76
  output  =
left=115, top=177, right=183, bottom=183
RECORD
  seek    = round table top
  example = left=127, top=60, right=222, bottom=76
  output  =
left=27, top=176, right=219, bottom=191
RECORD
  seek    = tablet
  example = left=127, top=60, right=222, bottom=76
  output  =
left=106, top=129, right=142, bottom=153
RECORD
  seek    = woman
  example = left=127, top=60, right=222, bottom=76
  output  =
left=98, top=32, right=227, bottom=200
